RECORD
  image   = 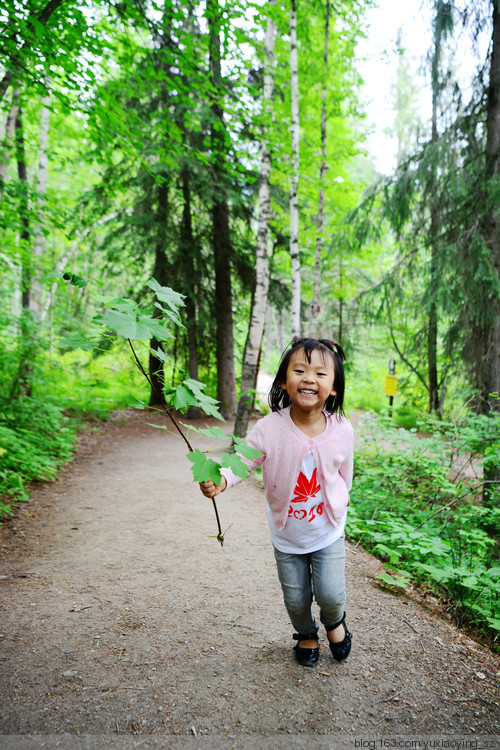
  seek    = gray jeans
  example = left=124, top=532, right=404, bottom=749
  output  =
left=273, top=536, right=346, bottom=635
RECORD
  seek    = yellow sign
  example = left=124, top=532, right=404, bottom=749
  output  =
left=384, top=375, right=398, bottom=397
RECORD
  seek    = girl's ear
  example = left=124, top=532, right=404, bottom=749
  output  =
left=280, top=382, right=287, bottom=391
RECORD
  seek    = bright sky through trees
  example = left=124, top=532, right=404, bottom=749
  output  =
left=357, top=0, right=491, bottom=173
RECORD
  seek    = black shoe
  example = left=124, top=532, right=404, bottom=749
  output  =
left=326, top=613, right=352, bottom=662
left=293, top=631, right=319, bottom=667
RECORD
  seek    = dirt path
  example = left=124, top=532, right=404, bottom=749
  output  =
left=0, top=410, right=499, bottom=747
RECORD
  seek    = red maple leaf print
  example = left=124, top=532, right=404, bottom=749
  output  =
left=291, top=469, right=321, bottom=503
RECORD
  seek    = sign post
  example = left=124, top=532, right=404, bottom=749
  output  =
left=384, top=359, right=398, bottom=417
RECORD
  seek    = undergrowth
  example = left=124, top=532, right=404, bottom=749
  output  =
left=346, top=410, right=500, bottom=646
left=0, top=397, right=82, bottom=518
left=0, top=348, right=144, bottom=519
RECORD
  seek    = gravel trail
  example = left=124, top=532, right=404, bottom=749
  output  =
left=0, top=409, right=498, bottom=747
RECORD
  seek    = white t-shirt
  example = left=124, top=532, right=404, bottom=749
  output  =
left=268, top=418, right=347, bottom=554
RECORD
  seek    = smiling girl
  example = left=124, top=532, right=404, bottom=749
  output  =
left=199, top=338, right=354, bottom=667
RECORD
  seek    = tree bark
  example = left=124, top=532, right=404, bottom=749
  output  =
left=31, top=91, right=51, bottom=320
left=311, top=0, right=330, bottom=338
left=481, top=0, right=500, bottom=412
left=479, top=0, right=500, bottom=502
left=148, top=2, right=174, bottom=407
left=149, top=178, right=170, bottom=407
left=180, top=162, right=200, bottom=406
left=208, top=0, right=237, bottom=419
left=427, top=1, right=445, bottom=415
left=13, top=104, right=33, bottom=398
left=15, top=106, right=30, bottom=311
left=289, top=0, right=301, bottom=339
left=233, top=1, right=276, bottom=438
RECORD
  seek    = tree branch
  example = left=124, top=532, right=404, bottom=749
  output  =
left=415, top=482, right=492, bottom=529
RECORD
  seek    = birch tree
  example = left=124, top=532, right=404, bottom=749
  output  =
left=233, top=1, right=276, bottom=438
left=310, top=0, right=330, bottom=336
left=0, top=92, right=20, bottom=186
left=289, top=0, right=301, bottom=338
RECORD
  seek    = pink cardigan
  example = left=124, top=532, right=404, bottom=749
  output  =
left=221, top=406, right=354, bottom=530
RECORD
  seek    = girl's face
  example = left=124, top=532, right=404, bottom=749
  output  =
left=281, top=347, right=336, bottom=413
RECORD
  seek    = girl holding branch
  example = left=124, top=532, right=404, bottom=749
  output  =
left=200, top=338, right=354, bottom=667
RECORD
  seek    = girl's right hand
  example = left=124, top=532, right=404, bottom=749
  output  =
left=199, top=475, right=227, bottom=498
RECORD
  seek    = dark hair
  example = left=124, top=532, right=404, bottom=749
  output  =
left=268, top=338, right=346, bottom=416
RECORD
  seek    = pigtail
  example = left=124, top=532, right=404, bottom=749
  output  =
left=329, top=340, right=346, bottom=362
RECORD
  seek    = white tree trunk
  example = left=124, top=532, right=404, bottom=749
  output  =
left=233, top=1, right=276, bottom=437
left=265, top=300, right=273, bottom=351
left=311, top=0, right=330, bottom=337
left=0, top=89, right=20, bottom=186
left=289, top=0, right=301, bottom=339
left=32, top=92, right=51, bottom=319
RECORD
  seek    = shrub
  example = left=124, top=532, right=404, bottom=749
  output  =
left=347, top=410, right=500, bottom=642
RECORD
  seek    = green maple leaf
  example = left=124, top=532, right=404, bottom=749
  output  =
left=172, top=385, right=197, bottom=411
left=223, top=452, right=249, bottom=480
left=149, top=346, right=173, bottom=364
left=61, top=333, right=99, bottom=351
left=183, top=379, right=223, bottom=420
left=99, top=310, right=137, bottom=339
left=93, top=308, right=172, bottom=341
left=179, top=423, right=228, bottom=440
left=188, top=449, right=222, bottom=483
left=233, top=437, right=262, bottom=460
left=139, top=315, right=173, bottom=341
left=147, top=278, right=185, bottom=312
left=154, top=302, right=184, bottom=327
left=108, top=298, right=138, bottom=315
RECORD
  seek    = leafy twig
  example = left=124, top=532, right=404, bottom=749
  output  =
left=127, top=339, right=224, bottom=545
left=127, top=339, right=193, bottom=452
left=61, top=274, right=241, bottom=546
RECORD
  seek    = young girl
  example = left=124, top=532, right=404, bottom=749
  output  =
left=199, top=337, right=354, bottom=667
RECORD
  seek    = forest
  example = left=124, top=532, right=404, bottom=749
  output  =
left=0, top=0, right=499, bottom=645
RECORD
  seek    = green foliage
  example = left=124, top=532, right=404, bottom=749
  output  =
left=164, top=380, right=223, bottom=421
left=180, top=423, right=260, bottom=484
left=347, top=411, right=500, bottom=642
left=188, top=449, right=223, bottom=484
left=46, top=348, right=148, bottom=418
left=0, top=397, right=80, bottom=518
